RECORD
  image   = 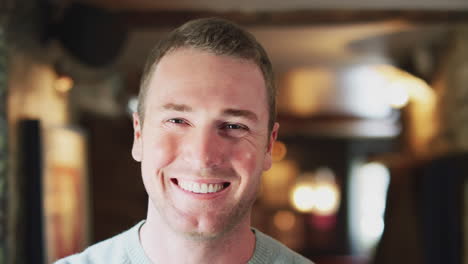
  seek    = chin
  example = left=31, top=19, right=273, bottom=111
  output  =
left=174, top=210, right=251, bottom=241
left=184, top=229, right=221, bottom=241
left=176, top=217, right=232, bottom=241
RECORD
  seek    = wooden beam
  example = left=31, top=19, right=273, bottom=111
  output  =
left=119, top=9, right=468, bottom=28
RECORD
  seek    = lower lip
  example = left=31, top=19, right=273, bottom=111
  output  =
left=171, top=180, right=230, bottom=200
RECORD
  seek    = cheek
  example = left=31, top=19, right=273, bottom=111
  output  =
left=231, top=147, right=263, bottom=177
left=141, top=133, right=179, bottom=176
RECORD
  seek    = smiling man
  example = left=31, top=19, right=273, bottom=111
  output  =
left=57, top=18, right=313, bottom=264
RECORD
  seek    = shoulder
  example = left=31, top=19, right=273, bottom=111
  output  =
left=54, top=233, right=128, bottom=264
left=54, top=221, right=146, bottom=264
left=250, top=228, right=314, bottom=264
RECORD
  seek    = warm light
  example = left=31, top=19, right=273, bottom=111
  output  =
left=273, top=210, right=296, bottom=231
left=291, top=185, right=316, bottom=213
left=314, top=184, right=340, bottom=215
left=54, top=76, right=74, bottom=93
left=290, top=168, right=341, bottom=215
left=262, top=160, right=298, bottom=206
left=387, top=80, right=410, bottom=108
left=311, top=168, right=341, bottom=216
left=407, top=75, right=437, bottom=154
left=407, top=79, right=435, bottom=104
left=43, top=127, right=88, bottom=262
left=373, top=64, right=434, bottom=109
left=281, top=67, right=335, bottom=116
left=272, top=141, right=287, bottom=162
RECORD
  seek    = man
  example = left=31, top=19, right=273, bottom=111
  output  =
left=57, top=18, right=313, bottom=264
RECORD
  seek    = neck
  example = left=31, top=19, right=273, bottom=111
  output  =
left=140, top=200, right=256, bottom=264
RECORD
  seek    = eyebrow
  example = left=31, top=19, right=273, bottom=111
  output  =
left=161, top=103, right=258, bottom=122
left=161, top=103, right=193, bottom=112
left=222, top=108, right=258, bottom=122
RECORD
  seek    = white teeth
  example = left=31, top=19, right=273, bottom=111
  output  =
left=192, top=183, right=200, bottom=193
left=177, top=180, right=225, bottom=194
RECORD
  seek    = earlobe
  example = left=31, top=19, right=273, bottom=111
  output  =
left=131, top=112, right=143, bottom=162
left=263, top=122, right=280, bottom=171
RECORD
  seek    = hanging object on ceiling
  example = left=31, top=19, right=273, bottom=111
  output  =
left=56, top=3, right=128, bottom=68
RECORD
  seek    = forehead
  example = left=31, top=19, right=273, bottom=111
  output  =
left=154, top=48, right=262, bottom=84
left=145, top=48, right=268, bottom=116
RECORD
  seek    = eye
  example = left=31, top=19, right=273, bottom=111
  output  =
left=168, top=118, right=186, bottom=124
left=225, top=124, right=244, bottom=130
left=220, top=123, right=249, bottom=138
left=165, top=118, right=190, bottom=127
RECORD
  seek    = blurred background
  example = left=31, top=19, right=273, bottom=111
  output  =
left=1, top=0, right=468, bottom=263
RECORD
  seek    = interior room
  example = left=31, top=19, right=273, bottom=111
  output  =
left=1, top=0, right=468, bottom=263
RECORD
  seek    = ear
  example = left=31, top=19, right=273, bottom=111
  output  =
left=263, top=122, right=280, bottom=171
left=131, top=112, right=143, bottom=162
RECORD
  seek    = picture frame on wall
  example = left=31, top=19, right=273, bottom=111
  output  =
left=43, top=125, right=90, bottom=263
left=20, top=120, right=90, bottom=263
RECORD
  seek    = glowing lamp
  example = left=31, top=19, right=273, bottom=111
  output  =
left=290, top=168, right=341, bottom=215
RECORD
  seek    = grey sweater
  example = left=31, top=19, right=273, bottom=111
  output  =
left=55, top=221, right=314, bottom=264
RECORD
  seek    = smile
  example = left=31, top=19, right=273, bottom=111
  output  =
left=172, top=179, right=230, bottom=194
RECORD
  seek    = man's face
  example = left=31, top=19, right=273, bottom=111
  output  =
left=132, top=48, right=279, bottom=239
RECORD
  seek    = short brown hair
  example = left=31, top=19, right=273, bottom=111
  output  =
left=137, top=17, right=276, bottom=132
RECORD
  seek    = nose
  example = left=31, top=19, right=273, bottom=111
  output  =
left=183, top=126, right=226, bottom=169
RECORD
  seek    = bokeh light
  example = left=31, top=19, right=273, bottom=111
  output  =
left=54, top=76, right=74, bottom=93
left=291, top=185, right=316, bottom=213
left=290, top=168, right=341, bottom=215
left=273, top=210, right=296, bottom=231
